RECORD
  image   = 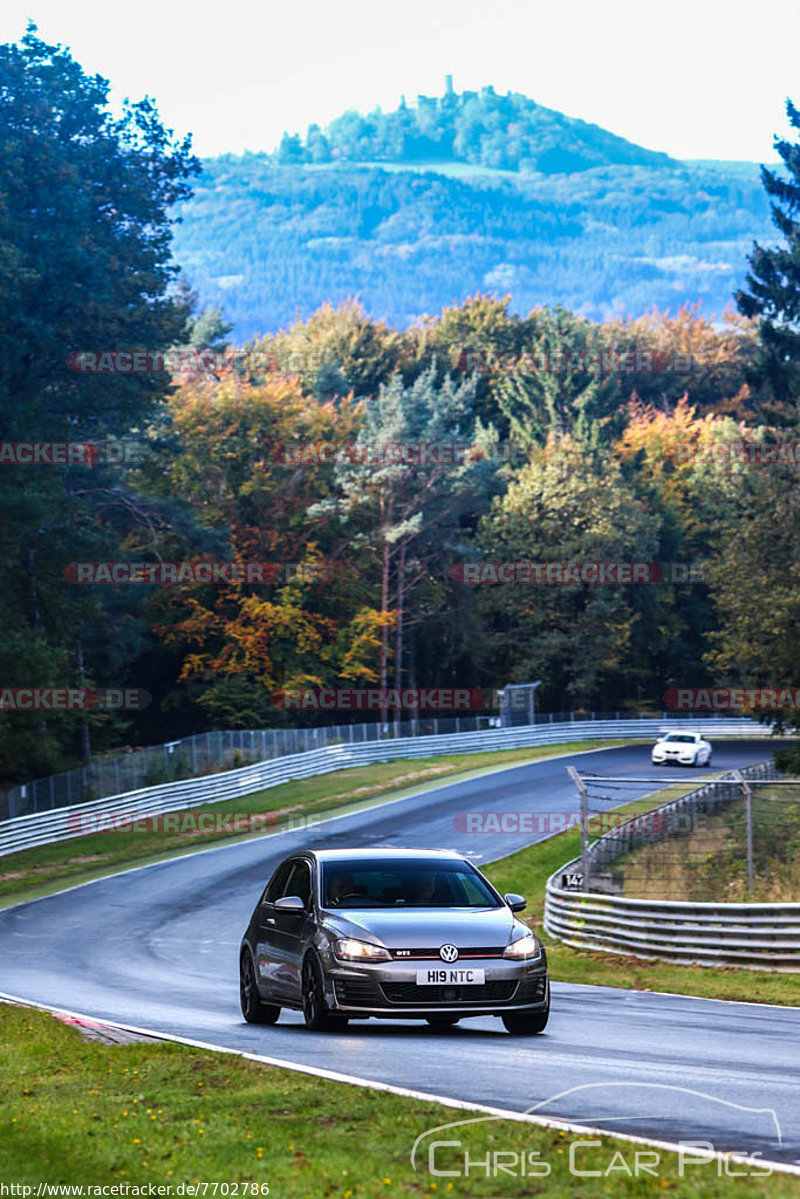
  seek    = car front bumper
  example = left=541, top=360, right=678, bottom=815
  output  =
left=323, top=954, right=549, bottom=1018
left=652, top=752, right=696, bottom=765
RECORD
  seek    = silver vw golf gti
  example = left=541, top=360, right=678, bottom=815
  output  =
left=240, top=847, right=549, bottom=1034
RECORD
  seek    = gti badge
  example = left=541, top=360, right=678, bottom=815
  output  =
left=439, top=944, right=459, bottom=963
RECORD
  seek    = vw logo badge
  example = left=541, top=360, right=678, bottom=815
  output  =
left=439, top=944, right=459, bottom=963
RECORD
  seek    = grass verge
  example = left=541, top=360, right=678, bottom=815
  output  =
left=0, top=1003, right=793, bottom=1195
left=0, top=741, right=628, bottom=909
left=483, top=786, right=800, bottom=1007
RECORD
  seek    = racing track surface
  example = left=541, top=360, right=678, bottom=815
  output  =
left=2, top=741, right=799, bottom=1167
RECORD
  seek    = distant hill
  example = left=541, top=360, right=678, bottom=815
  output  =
left=170, top=85, right=774, bottom=339
left=273, top=79, right=676, bottom=175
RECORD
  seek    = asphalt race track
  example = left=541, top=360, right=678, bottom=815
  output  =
left=2, top=741, right=799, bottom=1167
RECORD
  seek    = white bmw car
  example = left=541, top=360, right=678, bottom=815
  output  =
left=651, top=731, right=712, bottom=767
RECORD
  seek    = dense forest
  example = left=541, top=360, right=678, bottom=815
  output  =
left=172, top=82, right=774, bottom=337
left=3, top=36, right=800, bottom=784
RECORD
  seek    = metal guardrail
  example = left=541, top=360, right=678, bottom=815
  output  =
left=543, top=762, right=800, bottom=971
left=544, top=888, right=800, bottom=971
left=0, top=717, right=770, bottom=859
left=2, top=710, right=771, bottom=821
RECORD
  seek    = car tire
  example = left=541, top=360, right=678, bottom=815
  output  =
left=502, top=987, right=550, bottom=1035
left=426, top=1016, right=460, bottom=1030
left=302, top=954, right=349, bottom=1032
left=240, top=949, right=281, bottom=1025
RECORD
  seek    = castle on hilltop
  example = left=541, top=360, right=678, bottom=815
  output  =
left=406, top=76, right=502, bottom=112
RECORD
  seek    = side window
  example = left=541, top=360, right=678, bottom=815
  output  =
left=286, top=860, right=312, bottom=906
left=263, top=860, right=292, bottom=904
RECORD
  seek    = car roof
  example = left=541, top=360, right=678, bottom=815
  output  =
left=308, top=847, right=467, bottom=864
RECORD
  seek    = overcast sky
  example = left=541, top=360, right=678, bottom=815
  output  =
left=2, top=0, right=793, bottom=162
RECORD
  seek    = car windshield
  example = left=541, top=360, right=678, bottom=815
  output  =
left=321, top=859, right=501, bottom=909
left=663, top=734, right=697, bottom=743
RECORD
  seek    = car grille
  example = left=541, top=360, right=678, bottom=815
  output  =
left=333, top=978, right=381, bottom=1006
left=389, top=946, right=506, bottom=959
left=380, top=981, right=518, bottom=1005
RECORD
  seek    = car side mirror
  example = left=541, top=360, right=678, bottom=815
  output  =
left=275, top=895, right=306, bottom=911
left=504, top=893, right=526, bottom=913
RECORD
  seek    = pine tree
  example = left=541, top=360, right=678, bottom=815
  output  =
left=737, top=99, right=800, bottom=402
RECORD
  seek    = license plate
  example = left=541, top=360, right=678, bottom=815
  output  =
left=415, top=967, right=485, bottom=985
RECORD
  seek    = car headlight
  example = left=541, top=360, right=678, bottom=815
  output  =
left=334, top=938, right=391, bottom=962
left=503, top=931, right=542, bottom=960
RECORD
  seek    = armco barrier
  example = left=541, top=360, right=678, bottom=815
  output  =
left=543, top=762, right=800, bottom=971
left=0, top=717, right=770, bottom=859
left=544, top=887, right=800, bottom=970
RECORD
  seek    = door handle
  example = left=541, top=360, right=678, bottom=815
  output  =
left=266, top=917, right=275, bottom=925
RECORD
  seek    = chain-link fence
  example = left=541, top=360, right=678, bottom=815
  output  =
left=573, top=763, right=800, bottom=901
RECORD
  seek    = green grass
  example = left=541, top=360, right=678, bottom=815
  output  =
left=483, top=787, right=800, bottom=1007
left=0, top=1003, right=794, bottom=1196
left=0, top=741, right=628, bottom=909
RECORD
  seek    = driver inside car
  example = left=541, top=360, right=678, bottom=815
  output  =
left=326, top=871, right=357, bottom=905
left=406, top=870, right=437, bottom=904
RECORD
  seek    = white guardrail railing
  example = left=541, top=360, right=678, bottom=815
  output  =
left=0, top=717, right=771, bottom=859
left=544, top=762, right=800, bottom=971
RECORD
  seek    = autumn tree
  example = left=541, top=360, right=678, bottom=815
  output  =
left=152, top=376, right=388, bottom=725
left=602, top=306, right=759, bottom=418
left=472, top=435, right=659, bottom=709
left=701, top=431, right=800, bottom=763
left=612, top=398, right=759, bottom=702
left=255, top=300, right=404, bottom=400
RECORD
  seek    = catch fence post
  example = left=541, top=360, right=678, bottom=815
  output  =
left=732, top=770, right=754, bottom=894
left=567, top=765, right=590, bottom=891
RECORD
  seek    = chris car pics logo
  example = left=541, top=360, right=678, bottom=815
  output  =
left=410, top=1084, right=779, bottom=1181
